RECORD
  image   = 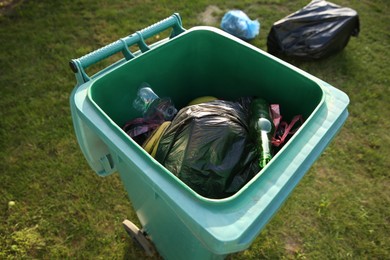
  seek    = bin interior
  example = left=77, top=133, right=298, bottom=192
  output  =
left=89, top=28, right=324, bottom=131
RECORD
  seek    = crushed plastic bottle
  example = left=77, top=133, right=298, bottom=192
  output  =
left=133, top=83, right=177, bottom=122
left=249, top=98, right=275, bottom=168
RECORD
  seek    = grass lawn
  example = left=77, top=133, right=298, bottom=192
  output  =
left=1, top=0, right=389, bottom=259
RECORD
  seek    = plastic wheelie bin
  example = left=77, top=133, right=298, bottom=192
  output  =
left=69, top=13, right=349, bottom=259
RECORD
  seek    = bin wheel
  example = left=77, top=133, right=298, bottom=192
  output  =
left=122, top=219, right=155, bottom=257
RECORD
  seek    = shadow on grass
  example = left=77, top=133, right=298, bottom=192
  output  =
left=122, top=236, right=162, bottom=260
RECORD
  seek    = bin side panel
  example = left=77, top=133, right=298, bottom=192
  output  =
left=70, top=85, right=116, bottom=176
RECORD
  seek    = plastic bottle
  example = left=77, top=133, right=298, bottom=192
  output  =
left=249, top=98, right=275, bottom=168
left=133, top=83, right=177, bottom=122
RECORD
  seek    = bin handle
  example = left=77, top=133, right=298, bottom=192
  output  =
left=70, top=13, right=185, bottom=85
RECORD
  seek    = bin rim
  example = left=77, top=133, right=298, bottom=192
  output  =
left=84, top=25, right=332, bottom=202
left=83, top=25, right=332, bottom=203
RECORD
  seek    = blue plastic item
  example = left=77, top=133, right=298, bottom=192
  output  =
left=220, top=10, right=260, bottom=40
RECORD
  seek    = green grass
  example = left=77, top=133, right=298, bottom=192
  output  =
left=1, top=0, right=389, bottom=258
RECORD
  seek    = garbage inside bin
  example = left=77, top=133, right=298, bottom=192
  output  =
left=267, top=0, right=360, bottom=59
left=143, top=121, right=171, bottom=158
left=154, top=98, right=260, bottom=199
left=122, top=83, right=177, bottom=145
left=249, top=98, right=275, bottom=168
left=128, top=95, right=302, bottom=198
left=133, top=83, right=177, bottom=122
left=187, top=96, right=218, bottom=106
left=221, top=10, right=260, bottom=40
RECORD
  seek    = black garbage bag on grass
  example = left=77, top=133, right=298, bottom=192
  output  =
left=155, top=99, right=260, bottom=199
left=267, top=0, right=360, bottom=59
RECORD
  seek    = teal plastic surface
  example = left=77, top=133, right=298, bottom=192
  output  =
left=70, top=14, right=185, bottom=177
left=70, top=15, right=349, bottom=259
left=70, top=13, right=185, bottom=86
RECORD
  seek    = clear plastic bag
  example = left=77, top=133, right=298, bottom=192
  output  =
left=123, top=83, right=177, bottom=145
left=133, top=83, right=177, bottom=122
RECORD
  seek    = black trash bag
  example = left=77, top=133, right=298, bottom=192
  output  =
left=267, top=0, right=360, bottom=59
left=155, top=98, right=260, bottom=199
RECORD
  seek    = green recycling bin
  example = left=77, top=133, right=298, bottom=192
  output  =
left=69, top=13, right=349, bottom=259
